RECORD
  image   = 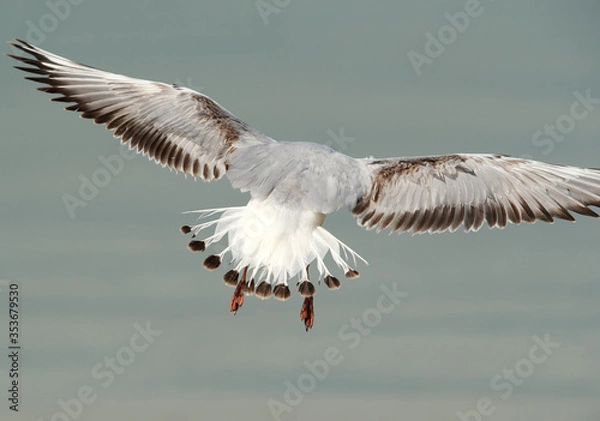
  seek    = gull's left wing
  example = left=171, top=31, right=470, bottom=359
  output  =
left=7, top=38, right=274, bottom=181
left=352, top=154, right=600, bottom=233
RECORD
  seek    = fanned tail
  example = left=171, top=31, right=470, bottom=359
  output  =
left=180, top=200, right=367, bottom=293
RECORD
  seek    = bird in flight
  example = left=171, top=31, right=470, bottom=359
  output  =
left=8, top=39, right=600, bottom=331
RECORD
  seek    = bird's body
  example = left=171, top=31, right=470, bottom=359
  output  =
left=186, top=141, right=371, bottom=317
left=227, top=141, right=371, bottom=212
left=9, top=39, right=600, bottom=330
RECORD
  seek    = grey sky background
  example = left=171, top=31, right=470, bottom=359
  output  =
left=1, top=1, right=599, bottom=420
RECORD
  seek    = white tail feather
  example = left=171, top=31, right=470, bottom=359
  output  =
left=183, top=199, right=367, bottom=286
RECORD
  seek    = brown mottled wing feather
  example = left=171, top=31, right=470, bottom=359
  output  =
left=7, top=39, right=273, bottom=180
left=353, top=154, right=600, bottom=233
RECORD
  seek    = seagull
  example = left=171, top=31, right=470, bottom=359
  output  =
left=8, top=39, right=600, bottom=331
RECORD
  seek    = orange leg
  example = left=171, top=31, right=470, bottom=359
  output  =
left=229, top=266, right=248, bottom=315
left=300, top=296, right=314, bottom=331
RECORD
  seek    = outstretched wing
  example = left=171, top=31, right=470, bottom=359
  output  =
left=7, top=39, right=274, bottom=180
left=352, top=154, right=600, bottom=233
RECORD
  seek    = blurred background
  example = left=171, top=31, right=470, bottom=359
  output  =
left=0, top=1, right=599, bottom=420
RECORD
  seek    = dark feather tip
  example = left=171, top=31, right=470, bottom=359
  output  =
left=255, top=282, right=272, bottom=299
left=345, top=269, right=360, bottom=279
left=324, top=275, right=341, bottom=290
left=180, top=225, right=192, bottom=234
left=223, top=270, right=239, bottom=287
left=273, top=284, right=291, bottom=301
left=203, top=255, right=221, bottom=270
left=187, top=240, right=205, bottom=252
left=243, top=279, right=255, bottom=295
left=298, top=281, right=316, bottom=297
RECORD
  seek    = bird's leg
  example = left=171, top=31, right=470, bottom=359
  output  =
left=299, top=264, right=316, bottom=330
left=229, top=266, right=248, bottom=315
left=300, top=296, right=314, bottom=332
